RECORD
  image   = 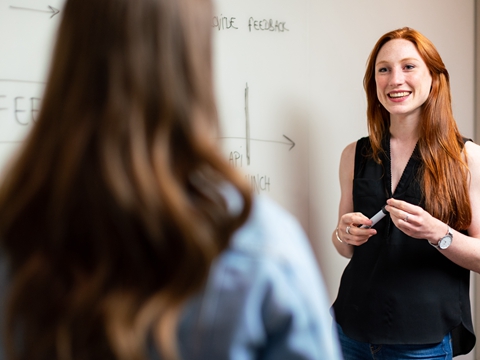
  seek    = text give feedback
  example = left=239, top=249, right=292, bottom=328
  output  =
left=212, top=15, right=289, bottom=32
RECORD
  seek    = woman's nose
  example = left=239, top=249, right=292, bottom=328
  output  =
left=389, top=67, right=405, bottom=86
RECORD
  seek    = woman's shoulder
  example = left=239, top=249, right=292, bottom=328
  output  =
left=464, top=140, right=480, bottom=178
left=465, top=139, right=480, bottom=157
left=341, top=136, right=370, bottom=162
left=220, top=185, right=307, bottom=252
left=218, top=186, right=327, bottom=300
left=220, top=194, right=329, bottom=318
left=464, top=140, right=480, bottom=169
left=214, top=188, right=324, bottom=300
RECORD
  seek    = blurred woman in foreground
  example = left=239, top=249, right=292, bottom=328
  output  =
left=0, top=0, right=342, bottom=359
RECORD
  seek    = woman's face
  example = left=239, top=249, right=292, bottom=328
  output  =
left=375, top=39, right=432, bottom=120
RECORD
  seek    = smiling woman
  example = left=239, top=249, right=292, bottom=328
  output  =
left=331, top=27, right=480, bottom=360
left=374, top=39, right=433, bottom=121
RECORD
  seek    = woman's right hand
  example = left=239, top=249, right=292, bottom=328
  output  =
left=335, top=212, right=377, bottom=247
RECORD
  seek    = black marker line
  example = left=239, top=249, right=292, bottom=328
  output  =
left=219, top=135, right=295, bottom=149
left=9, top=5, right=60, bottom=18
left=245, top=83, right=250, bottom=165
left=282, top=135, right=295, bottom=150
left=0, top=79, right=46, bottom=85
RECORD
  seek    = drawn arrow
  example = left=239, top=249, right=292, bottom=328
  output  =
left=0, top=79, right=46, bottom=85
left=219, top=135, right=296, bottom=150
left=282, top=135, right=295, bottom=150
left=9, top=5, right=60, bottom=18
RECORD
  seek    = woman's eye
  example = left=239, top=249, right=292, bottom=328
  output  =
left=405, top=64, right=415, bottom=70
left=377, top=67, right=388, bottom=73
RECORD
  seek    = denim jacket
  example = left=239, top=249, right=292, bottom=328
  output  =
left=170, top=193, right=343, bottom=359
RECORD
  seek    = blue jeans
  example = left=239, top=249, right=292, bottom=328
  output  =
left=336, top=323, right=453, bottom=360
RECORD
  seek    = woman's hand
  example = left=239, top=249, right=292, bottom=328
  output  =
left=336, top=212, right=377, bottom=247
left=385, top=198, right=443, bottom=241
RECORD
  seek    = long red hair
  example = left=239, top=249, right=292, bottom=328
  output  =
left=364, top=27, right=471, bottom=229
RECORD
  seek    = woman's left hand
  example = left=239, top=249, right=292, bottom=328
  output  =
left=385, top=198, right=443, bottom=241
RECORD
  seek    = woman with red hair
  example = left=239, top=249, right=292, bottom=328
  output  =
left=332, top=27, right=480, bottom=359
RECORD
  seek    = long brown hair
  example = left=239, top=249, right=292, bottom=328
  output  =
left=0, top=0, right=252, bottom=359
left=363, top=27, right=471, bottom=230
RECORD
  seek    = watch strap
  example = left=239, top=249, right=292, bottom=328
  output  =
left=428, top=226, right=452, bottom=249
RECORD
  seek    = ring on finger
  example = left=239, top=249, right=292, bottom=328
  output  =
left=404, top=215, right=409, bottom=222
left=346, top=226, right=351, bottom=235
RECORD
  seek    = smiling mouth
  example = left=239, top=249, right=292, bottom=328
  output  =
left=388, top=91, right=411, bottom=98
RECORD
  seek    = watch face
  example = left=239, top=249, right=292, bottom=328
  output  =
left=439, top=236, right=452, bottom=249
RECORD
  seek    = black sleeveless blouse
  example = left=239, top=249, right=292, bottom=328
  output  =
left=332, top=136, right=475, bottom=356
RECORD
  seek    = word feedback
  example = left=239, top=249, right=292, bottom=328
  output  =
left=213, top=14, right=289, bottom=33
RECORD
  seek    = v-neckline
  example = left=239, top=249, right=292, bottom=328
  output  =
left=384, top=134, right=419, bottom=198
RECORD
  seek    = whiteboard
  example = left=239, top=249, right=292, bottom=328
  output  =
left=212, top=0, right=310, bottom=230
left=0, top=0, right=311, bottom=230
left=0, top=0, right=62, bottom=166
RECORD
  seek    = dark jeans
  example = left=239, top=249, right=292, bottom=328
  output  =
left=336, top=323, right=453, bottom=360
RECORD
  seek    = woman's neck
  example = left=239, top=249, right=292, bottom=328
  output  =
left=389, top=113, right=420, bottom=144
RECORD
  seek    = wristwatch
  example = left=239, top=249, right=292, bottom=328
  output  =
left=428, top=226, right=453, bottom=250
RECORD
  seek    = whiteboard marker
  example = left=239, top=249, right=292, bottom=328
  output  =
left=360, top=206, right=387, bottom=229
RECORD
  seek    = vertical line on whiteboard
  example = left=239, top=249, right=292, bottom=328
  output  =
left=245, top=83, right=251, bottom=165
